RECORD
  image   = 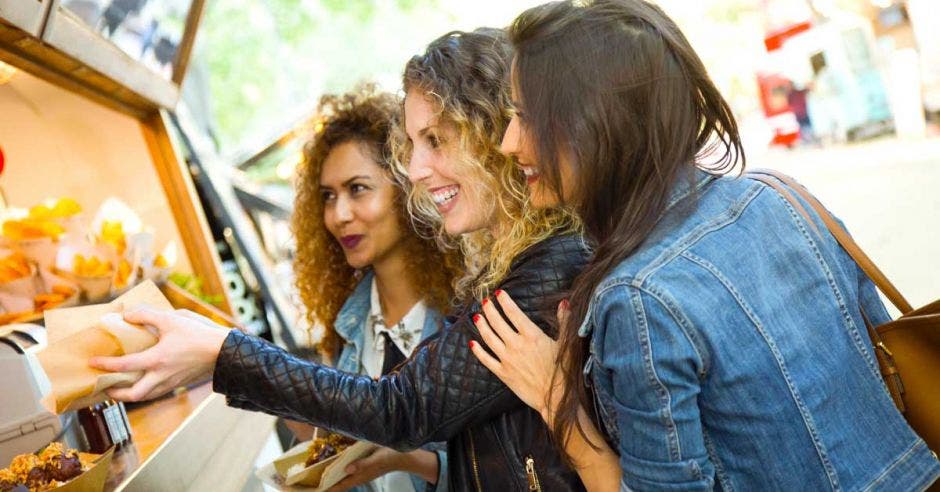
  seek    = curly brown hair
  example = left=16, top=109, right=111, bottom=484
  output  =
left=292, top=85, right=461, bottom=362
left=390, top=29, right=580, bottom=302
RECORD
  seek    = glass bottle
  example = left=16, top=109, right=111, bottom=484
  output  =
left=76, top=403, right=113, bottom=453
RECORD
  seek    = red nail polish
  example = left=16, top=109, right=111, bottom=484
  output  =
left=561, top=299, right=570, bottom=309
left=473, top=313, right=481, bottom=323
left=482, top=297, right=489, bottom=306
left=469, top=340, right=475, bottom=348
left=495, top=289, right=504, bottom=297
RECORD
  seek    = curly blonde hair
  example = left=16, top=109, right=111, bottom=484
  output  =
left=390, top=29, right=580, bottom=302
left=292, top=85, right=461, bottom=362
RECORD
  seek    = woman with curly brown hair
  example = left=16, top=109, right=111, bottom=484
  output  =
left=92, top=28, right=592, bottom=490
left=290, top=86, right=459, bottom=491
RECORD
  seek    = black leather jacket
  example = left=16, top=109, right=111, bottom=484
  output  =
left=213, top=234, right=591, bottom=491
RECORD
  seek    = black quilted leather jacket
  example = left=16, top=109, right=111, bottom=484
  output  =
left=213, top=234, right=591, bottom=491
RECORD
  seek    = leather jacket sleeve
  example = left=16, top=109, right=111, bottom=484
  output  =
left=213, top=234, right=590, bottom=450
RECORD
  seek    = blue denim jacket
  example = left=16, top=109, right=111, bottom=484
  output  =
left=580, top=170, right=940, bottom=491
left=333, top=270, right=449, bottom=492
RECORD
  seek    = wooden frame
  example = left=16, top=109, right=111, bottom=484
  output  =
left=41, top=2, right=179, bottom=109
left=0, top=0, right=52, bottom=37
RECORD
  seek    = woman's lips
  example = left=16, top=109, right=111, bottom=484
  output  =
left=339, top=235, right=364, bottom=249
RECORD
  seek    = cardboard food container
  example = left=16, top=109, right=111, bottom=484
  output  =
left=57, top=448, right=114, bottom=492
left=1, top=446, right=113, bottom=492
left=258, top=436, right=378, bottom=491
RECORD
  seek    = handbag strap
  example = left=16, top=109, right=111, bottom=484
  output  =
left=747, top=169, right=914, bottom=315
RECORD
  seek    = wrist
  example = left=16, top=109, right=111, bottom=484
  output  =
left=402, top=449, right=439, bottom=484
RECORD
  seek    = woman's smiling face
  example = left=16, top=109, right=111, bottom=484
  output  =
left=403, top=89, right=494, bottom=235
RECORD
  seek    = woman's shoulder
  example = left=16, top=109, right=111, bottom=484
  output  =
left=501, top=233, right=591, bottom=294
left=509, top=232, right=592, bottom=273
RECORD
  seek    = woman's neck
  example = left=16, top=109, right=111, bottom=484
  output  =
left=372, top=249, right=422, bottom=327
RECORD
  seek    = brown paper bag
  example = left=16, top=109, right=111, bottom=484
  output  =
left=37, top=280, right=173, bottom=414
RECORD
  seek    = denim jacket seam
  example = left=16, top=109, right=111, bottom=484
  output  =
left=679, top=250, right=842, bottom=490
left=634, top=182, right=764, bottom=284
left=637, top=282, right=710, bottom=378
left=628, top=285, right=684, bottom=461
left=765, top=184, right=885, bottom=383
left=701, top=427, right=734, bottom=492
left=860, top=439, right=933, bottom=492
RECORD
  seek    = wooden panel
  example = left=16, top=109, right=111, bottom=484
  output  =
left=171, top=0, right=206, bottom=86
left=0, top=0, right=51, bottom=37
left=140, top=113, right=234, bottom=315
left=41, top=6, right=178, bottom=109
left=0, top=22, right=151, bottom=118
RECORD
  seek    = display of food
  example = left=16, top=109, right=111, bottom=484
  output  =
left=304, top=433, right=356, bottom=467
left=71, top=255, right=112, bottom=278
left=0, top=196, right=182, bottom=323
left=0, top=253, right=31, bottom=283
left=0, top=443, right=91, bottom=492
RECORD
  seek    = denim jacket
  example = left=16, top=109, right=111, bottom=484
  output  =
left=580, top=170, right=940, bottom=491
left=333, top=270, right=449, bottom=492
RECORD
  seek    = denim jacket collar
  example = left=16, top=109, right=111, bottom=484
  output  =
left=577, top=167, right=717, bottom=339
left=335, top=270, right=374, bottom=345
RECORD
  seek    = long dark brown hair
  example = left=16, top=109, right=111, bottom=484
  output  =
left=508, top=0, right=744, bottom=459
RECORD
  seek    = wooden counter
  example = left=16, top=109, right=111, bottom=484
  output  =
left=102, top=382, right=276, bottom=491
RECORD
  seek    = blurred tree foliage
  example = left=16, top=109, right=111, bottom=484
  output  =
left=197, top=0, right=440, bottom=154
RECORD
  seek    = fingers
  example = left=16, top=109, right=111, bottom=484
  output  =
left=89, top=349, right=157, bottom=373
left=479, top=294, right=515, bottom=343
left=469, top=339, right=502, bottom=378
left=493, top=290, right=540, bottom=337
left=105, top=370, right=164, bottom=402
left=472, top=310, right=506, bottom=357
left=123, top=306, right=174, bottom=334
left=556, top=299, right=571, bottom=329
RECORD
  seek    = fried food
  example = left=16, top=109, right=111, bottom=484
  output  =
left=2, top=219, right=64, bottom=241
left=98, top=221, right=126, bottom=255
left=304, top=433, right=356, bottom=467
left=72, top=255, right=112, bottom=278
left=28, top=199, right=81, bottom=221
left=0, top=443, right=87, bottom=492
left=113, top=259, right=132, bottom=289
left=0, top=253, right=31, bottom=283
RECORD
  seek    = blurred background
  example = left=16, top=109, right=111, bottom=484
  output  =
left=63, top=0, right=933, bottom=345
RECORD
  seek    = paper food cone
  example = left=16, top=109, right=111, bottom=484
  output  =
left=271, top=439, right=378, bottom=491
left=75, top=274, right=112, bottom=302
left=16, top=236, right=58, bottom=269
left=37, top=281, right=173, bottom=414
left=54, top=447, right=114, bottom=492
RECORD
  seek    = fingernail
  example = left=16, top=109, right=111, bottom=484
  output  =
left=482, top=297, right=489, bottom=306
left=468, top=340, right=475, bottom=349
left=561, top=299, right=570, bottom=309
left=495, top=289, right=504, bottom=297
left=472, top=313, right=481, bottom=323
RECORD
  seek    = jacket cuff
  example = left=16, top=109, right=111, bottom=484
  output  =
left=432, top=449, right=448, bottom=491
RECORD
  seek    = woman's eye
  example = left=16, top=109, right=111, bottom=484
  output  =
left=428, top=135, right=440, bottom=149
left=350, top=183, right=369, bottom=195
left=321, top=190, right=335, bottom=202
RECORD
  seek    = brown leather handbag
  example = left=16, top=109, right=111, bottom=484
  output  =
left=748, top=169, right=939, bottom=454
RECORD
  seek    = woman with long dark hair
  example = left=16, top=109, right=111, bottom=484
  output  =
left=474, top=1, right=940, bottom=490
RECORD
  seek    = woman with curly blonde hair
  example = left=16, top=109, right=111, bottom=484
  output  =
left=93, top=28, right=592, bottom=491
left=289, top=86, right=459, bottom=491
